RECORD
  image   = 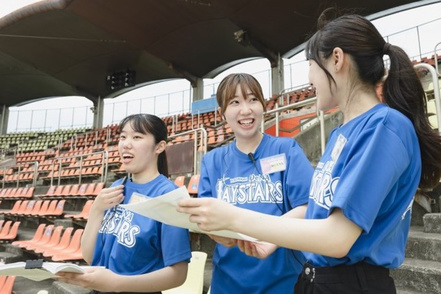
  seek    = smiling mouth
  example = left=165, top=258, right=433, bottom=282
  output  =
left=239, top=118, right=254, bottom=126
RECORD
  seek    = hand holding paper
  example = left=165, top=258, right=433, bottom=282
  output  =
left=121, top=186, right=256, bottom=241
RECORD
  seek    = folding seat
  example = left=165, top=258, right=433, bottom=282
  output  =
left=12, top=223, right=46, bottom=248
left=26, top=200, right=43, bottom=216
left=187, top=174, right=200, bottom=195
left=60, top=185, right=72, bottom=197
left=12, top=187, right=23, bottom=198
left=33, top=200, right=50, bottom=217
left=92, top=182, right=105, bottom=197
left=22, top=200, right=36, bottom=215
left=0, top=221, right=21, bottom=241
left=67, top=184, right=80, bottom=198
left=5, top=188, right=16, bottom=198
left=0, top=189, right=7, bottom=198
left=1, top=201, right=21, bottom=216
left=51, top=229, right=84, bottom=262
left=77, top=183, right=89, bottom=197
left=64, top=200, right=94, bottom=220
left=162, top=251, right=208, bottom=294
left=39, top=200, right=58, bottom=216
left=23, top=224, right=54, bottom=251
left=39, top=185, right=56, bottom=198
left=0, top=276, right=16, bottom=294
left=23, top=186, right=35, bottom=198
left=53, top=185, right=64, bottom=197
left=0, top=221, right=12, bottom=238
left=33, top=225, right=65, bottom=254
left=0, top=276, right=6, bottom=290
left=50, top=199, right=66, bottom=217
left=42, top=227, right=74, bottom=258
left=51, top=246, right=83, bottom=261
left=174, top=176, right=186, bottom=187
left=11, top=200, right=29, bottom=216
left=84, top=183, right=97, bottom=197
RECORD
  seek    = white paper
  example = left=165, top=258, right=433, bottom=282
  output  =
left=0, top=261, right=85, bottom=281
left=121, top=186, right=256, bottom=241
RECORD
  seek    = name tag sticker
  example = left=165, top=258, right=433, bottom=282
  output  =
left=260, top=153, right=287, bottom=175
left=129, top=192, right=151, bottom=204
left=331, top=134, right=347, bottom=162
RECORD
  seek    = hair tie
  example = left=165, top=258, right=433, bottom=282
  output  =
left=383, top=43, right=391, bottom=55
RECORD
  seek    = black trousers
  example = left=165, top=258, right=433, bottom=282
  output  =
left=91, top=291, right=161, bottom=294
left=294, top=262, right=396, bottom=294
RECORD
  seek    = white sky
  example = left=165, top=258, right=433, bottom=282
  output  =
left=2, top=0, right=441, bottom=130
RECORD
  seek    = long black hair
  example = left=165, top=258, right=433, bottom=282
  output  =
left=118, top=113, right=169, bottom=177
left=305, top=10, right=441, bottom=189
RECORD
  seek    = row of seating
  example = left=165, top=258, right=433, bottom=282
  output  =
left=0, top=187, right=34, bottom=199
left=0, top=200, right=65, bottom=218
left=12, top=224, right=84, bottom=262
left=36, top=182, right=104, bottom=198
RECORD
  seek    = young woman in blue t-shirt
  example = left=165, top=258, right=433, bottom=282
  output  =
left=178, top=11, right=441, bottom=294
left=58, top=114, right=191, bottom=294
left=197, top=73, right=313, bottom=294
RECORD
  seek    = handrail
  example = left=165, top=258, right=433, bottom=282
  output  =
left=414, top=63, right=441, bottom=135
left=435, top=42, right=441, bottom=77
left=262, top=96, right=326, bottom=155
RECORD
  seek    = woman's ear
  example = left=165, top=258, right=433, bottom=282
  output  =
left=155, top=140, right=167, bottom=155
left=332, top=47, right=345, bottom=72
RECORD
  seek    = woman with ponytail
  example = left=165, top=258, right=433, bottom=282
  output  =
left=178, top=10, right=441, bottom=294
left=59, top=114, right=191, bottom=293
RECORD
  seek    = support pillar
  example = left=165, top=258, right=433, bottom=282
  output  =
left=0, top=105, right=9, bottom=135
left=271, top=55, right=285, bottom=95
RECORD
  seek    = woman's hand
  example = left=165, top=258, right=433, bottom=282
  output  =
left=177, top=197, right=239, bottom=232
left=237, top=240, right=278, bottom=259
left=92, top=185, right=125, bottom=213
left=208, top=235, right=238, bottom=248
left=56, top=267, right=121, bottom=292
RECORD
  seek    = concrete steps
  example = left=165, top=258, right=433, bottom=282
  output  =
left=392, top=211, right=441, bottom=294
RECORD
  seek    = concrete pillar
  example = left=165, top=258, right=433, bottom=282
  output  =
left=92, top=97, right=104, bottom=129
left=192, top=78, right=204, bottom=102
left=0, top=105, right=9, bottom=135
left=271, top=55, right=285, bottom=95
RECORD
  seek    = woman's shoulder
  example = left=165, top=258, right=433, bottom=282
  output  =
left=373, top=105, right=414, bottom=132
left=263, top=134, right=298, bottom=149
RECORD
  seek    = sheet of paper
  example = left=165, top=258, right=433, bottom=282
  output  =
left=0, top=262, right=85, bottom=281
left=121, top=186, right=256, bottom=241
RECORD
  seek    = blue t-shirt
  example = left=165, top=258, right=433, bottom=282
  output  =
left=199, top=134, right=314, bottom=294
left=92, top=175, right=191, bottom=274
left=305, top=103, right=421, bottom=268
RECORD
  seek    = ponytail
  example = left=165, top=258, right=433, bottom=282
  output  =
left=382, top=45, right=441, bottom=189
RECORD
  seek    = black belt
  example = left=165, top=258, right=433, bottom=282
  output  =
left=302, top=262, right=390, bottom=285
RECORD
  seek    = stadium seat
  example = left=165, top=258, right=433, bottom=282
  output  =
left=28, top=225, right=63, bottom=253
left=187, top=174, right=200, bottom=195
left=12, top=223, right=46, bottom=248
left=50, top=229, right=84, bottom=261
left=0, top=276, right=16, bottom=294
left=162, top=251, right=208, bottom=294
left=42, top=227, right=74, bottom=257
left=0, top=221, right=13, bottom=238
left=64, top=200, right=94, bottom=220
left=174, top=176, right=186, bottom=187
left=0, top=221, right=21, bottom=241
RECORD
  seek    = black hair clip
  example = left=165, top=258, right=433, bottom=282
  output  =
left=25, top=259, right=43, bottom=269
